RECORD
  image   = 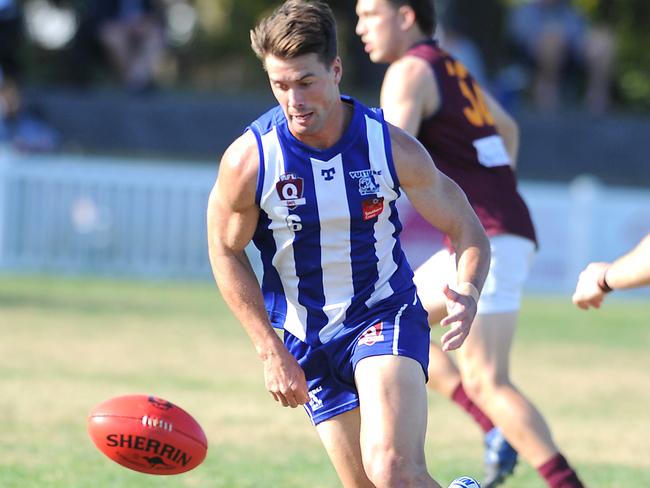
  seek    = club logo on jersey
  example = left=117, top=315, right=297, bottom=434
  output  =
left=349, top=169, right=381, bottom=195
left=362, top=196, right=384, bottom=221
left=358, top=322, right=384, bottom=346
left=276, top=173, right=306, bottom=208
left=308, top=386, right=324, bottom=411
left=321, top=168, right=336, bottom=181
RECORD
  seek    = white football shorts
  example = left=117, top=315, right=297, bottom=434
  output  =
left=413, top=234, right=536, bottom=314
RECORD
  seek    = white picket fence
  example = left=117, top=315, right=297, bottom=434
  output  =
left=1, top=150, right=649, bottom=295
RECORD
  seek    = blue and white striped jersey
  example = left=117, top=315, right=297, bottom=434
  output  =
left=248, top=97, right=416, bottom=346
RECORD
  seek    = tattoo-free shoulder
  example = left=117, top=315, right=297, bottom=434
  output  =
left=387, top=123, right=437, bottom=188
left=218, top=130, right=259, bottom=210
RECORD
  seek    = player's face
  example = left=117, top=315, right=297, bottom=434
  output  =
left=265, top=53, right=342, bottom=145
left=355, top=0, right=403, bottom=64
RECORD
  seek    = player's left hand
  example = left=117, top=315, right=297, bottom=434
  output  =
left=439, top=284, right=477, bottom=351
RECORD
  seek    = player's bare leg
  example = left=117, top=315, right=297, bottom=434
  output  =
left=355, top=355, right=441, bottom=488
left=427, top=341, right=464, bottom=397
left=456, top=311, right=558, bottom=466
left=316, top=409, right=374, bottom=488
left=414, top=257, right=462, bottom=398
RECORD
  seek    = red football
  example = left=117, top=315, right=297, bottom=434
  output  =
left=88, top=394, right=208, bottom=475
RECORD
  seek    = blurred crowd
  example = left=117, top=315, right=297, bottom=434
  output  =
left=0, top=0, right=629, bottom=153
left=436, top=0, right=615, bottom=114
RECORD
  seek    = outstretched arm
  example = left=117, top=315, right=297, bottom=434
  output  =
left=390, top=125, right=490, bottom=351
left=572, top=233, right=650, bottom=310
left=207, top=131, right=308, bottom=407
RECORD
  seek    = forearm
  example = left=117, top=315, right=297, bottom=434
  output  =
left=451, top=227, right=490, bottom=296
left=210, top=249, right=285, bottom=359
left=605, top=234, right=650, bottom=290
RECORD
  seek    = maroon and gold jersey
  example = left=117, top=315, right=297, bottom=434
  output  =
left=407, top=40, right=536, bottom=245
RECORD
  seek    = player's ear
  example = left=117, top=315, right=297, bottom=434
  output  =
left=397, top=5, right=416, bottom=31
left=332, top=57, right=343, bottom=84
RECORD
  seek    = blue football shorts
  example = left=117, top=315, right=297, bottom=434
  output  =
left=283, top=288, right=430, bottom=425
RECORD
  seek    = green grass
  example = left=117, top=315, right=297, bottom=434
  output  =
left=1, top=274, right=649, bottom=487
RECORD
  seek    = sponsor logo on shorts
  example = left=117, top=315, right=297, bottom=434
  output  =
left=358, top=322, right=384, bottom=346
left=308, top=386, right=324, bottom=411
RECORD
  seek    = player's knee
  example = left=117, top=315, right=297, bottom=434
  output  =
left=460, top=368, right=496, bottom=403
left=462, top=368, right=512, bottom=404
left=362, top=447, right=427, bottom=488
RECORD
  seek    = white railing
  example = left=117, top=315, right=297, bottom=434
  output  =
left=0, top=151, right=216, bottom=279
left=1, top=151, right=649, bottom=294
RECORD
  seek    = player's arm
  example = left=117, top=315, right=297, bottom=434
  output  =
left=380, top=55, right=440, bottom=136
left=483, top=89, right=520, bottom=169
left=207, top=131, right=308, bottom=407
left=390, top=125, right=490, bottom=351
left=606, top=233, right=650, bottom=289
left=572, top=233, right=650, bottom=309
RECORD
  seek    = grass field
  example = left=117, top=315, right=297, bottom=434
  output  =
left=1, top=274, right=649, bottom=487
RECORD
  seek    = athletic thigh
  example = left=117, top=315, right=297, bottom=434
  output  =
left=457, top=236, right=534, bottom=381
left=459, top=311, right=518, bottom=383
left=355, top=355, right=429, bottom=465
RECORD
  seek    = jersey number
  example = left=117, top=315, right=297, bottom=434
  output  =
left=445, top=59, right=494, bottom=128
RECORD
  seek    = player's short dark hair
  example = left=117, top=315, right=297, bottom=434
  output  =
left=250, top=0, right=338, bottom=67
left=387, top=0, right=437, bottom=36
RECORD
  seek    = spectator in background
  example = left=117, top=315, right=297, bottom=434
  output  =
left=508, top=0, right=615, bottom=114
left=85, top=0, right=166, bottom=93
left=0, top=0, right=59, bottom=151
left=435, top=0, right=507, bottom=91
left=0, top=0, right=23, bottom=143
left=573, top=233, right=650, bottom=309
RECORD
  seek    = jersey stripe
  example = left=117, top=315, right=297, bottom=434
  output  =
left=364, top=115, right=400, bottom=308
left=284, top=148, right=329, bottom=345
left=392, top=302, right=409, bottom=355
left=310, top=154, right=353, bottom=343
left=259, top=126, right=309, bottom=341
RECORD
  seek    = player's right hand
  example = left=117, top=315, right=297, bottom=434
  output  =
left=439, top=284, right=477, bottom=351
left=262, top=348, right=309, bottom=408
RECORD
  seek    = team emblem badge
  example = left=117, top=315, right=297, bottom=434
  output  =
left=358, top=322, right=385, bottom=346
left=276, top=173, right=306, bottom=208
left=349, top=169, right=381, bottom=195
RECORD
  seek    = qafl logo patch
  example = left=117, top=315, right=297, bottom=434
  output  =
left=358, top=322, right=385, bottom=346
left=276, top=173, right=306, bottom=208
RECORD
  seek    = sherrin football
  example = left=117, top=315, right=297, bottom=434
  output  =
left=88, top=394, right=208, bottom=475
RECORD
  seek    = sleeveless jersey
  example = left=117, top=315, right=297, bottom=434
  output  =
left=408, top=40, right=537, bottom=245
left=248, top=97, right=415, bottom=347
